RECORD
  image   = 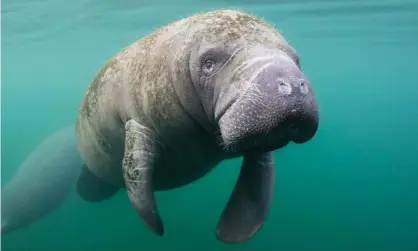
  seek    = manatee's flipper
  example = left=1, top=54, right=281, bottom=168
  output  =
left=123, top=119, right=164, bottom=236
left=216, top=151, right=275, bottom=243
left=76, top=164, right=120, bottom=202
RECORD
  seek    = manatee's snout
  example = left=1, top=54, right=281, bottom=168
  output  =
left=218, top=53, right=319, bottom=153
left=274, top=78, right=318, bottom=144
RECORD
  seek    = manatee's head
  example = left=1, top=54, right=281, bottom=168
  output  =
left=187, top=10, right=319, bottom=154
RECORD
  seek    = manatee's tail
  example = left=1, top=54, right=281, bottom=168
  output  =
left=1, top=221, right=9, bottom=236
left=1, top=220, right=16, bottom=236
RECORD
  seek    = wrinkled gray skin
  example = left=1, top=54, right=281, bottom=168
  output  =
left=1, top=126, right=83, bottom=236
left=75, top=9, right=319, bottom=243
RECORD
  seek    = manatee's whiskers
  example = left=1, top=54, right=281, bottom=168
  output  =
left=234, top=66, right=271, bottom=111
left=240, top=81, right=269, bottom=109
left=214, top=127, right=224, bottom=146
left=215, top=128, right=234, bottom=152
left=214, top=126, right=245, bottom=153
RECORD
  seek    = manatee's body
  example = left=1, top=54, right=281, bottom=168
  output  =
left=76, top=9, right=319, bottom=243
left=1, top=126, right=83, bottom=235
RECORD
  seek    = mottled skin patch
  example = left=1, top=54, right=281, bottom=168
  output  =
left=76, top=9, right=299, bottom=188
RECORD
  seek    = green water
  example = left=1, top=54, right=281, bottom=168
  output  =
left=1, top=0, right=418, bottom=250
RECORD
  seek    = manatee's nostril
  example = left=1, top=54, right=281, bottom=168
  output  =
left=277, top=80, right=292, bottom=95
left=299, top=80, right=309, bottom=94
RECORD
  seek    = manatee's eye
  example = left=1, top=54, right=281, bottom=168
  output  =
left=202, top=58, right=215, bottom=75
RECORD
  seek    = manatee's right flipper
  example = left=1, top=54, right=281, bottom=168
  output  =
left=76, top=164, right=120, bottom=202
left=216, top=151, right=275, bottom=243
left=123, top=119, right=164, bottom=236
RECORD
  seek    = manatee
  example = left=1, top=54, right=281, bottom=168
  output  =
left=75, top=9, right=319, bottom=243
left=1, top=126, right=83, bottom=235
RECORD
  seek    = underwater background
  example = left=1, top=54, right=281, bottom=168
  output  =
left=1, top=0, right=418, bottom=250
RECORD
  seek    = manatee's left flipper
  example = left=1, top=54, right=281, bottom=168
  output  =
left=216, top=151, right=275, bottom=243
left=123, top=119, right=164, bottom=236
